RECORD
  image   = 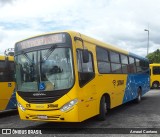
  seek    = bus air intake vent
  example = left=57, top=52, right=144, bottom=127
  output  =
left=23, top=96, right=61, bottom=104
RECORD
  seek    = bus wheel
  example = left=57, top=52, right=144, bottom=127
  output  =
left=152, top=82, right=159, bottom=89
left=97, top=96, right=107, bottom=121
left=135, top=88, right=142, bottom=103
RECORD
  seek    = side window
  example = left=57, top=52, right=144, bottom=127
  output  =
left=120, top=54, right=128, bottom=73
left=144, top=60, right=149, bottom=73
left=77, top=50, right=94, bottom=73
left=96, top=47, right=111, bottom=73
left=135, top=59, right=149, bottom=73
left=141, top=60, right=149, bottom=72
left=121, top=54, right=128, bottom=64
left=128, top=57, right=136, bottom=73
left=153, top=67, right=160, bottom=75
left=0, top=61, right=8, bottom=82
left=110, top=51, right=120, bottom=63
left=8, top=61, right=15, bottom=82
left=77, top=50, right=95, bottom=87
left=111, top=63, right=122, bottom=73
left=136, top=59, right=142, bottom=72
left=110, top=51, right=122, bottom=73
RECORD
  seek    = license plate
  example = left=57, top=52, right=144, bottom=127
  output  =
left=37, top=115, right=48, bottom=119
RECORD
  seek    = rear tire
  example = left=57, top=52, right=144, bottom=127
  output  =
left=97, top=96, right=107, bottom=121
left=135, top=88, right=142, bottom=103
left=152, top=81, right=159, bottom=89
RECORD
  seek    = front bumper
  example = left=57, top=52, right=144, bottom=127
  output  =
left=17, top=105, right=79, bottom=122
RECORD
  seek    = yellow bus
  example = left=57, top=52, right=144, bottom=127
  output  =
left=15, top=31, right=150, bottom=122
left=150, top=63, right=160, bottom=88
left=0, top=49, right=16, bottom=111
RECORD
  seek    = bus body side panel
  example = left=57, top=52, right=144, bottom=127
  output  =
left=0, top=82, right=16, bottom=111
left=122, top=52, right=150, bottom=103
left=96, top=74, right=128, bottom=109
left=6, top=88, right=17, bottom=110
left=123, top=74, right=150, bottom=104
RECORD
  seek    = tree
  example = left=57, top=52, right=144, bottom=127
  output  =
left=146, top=49, right=160, bottom=63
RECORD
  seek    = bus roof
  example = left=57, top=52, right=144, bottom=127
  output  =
left=0, top=55, right=14, bottom=61
left=15, top=30, right=147, bottom=60
left=150, top=63, right=160, bottom=66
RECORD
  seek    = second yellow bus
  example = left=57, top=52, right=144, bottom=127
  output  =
left=0, top=49, right=16, bottom=111
left=150, top=63, right=160, bottom=88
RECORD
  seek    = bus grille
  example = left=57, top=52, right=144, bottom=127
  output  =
left=23, top=96, right=61, bottom=104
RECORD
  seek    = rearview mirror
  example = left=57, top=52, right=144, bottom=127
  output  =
left=82, top=49, right=89, bottom=63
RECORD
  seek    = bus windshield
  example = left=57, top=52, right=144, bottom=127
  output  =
left=15, top=47, right=74, bottom=92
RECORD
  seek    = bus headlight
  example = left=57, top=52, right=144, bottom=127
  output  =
left=17, top=102, right=26, bottom=112
left=60, top=98, right=78, bottom=112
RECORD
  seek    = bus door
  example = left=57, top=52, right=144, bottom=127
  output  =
left=75, top=39, right=97, bottom=120
left=0, top=58, right=15, bottom=111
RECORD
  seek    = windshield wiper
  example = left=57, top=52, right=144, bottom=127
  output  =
left=21, top=51, right=33, bottom=64
left=41, top=44, right=57, bottom=62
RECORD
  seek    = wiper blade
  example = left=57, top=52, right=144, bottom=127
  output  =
left=41, top=44, right=57, bottom=62
left=21, top=51, right=33, bottom=64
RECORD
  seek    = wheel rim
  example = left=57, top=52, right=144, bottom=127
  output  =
left=104, top=102, right=107, bottom=114
left=138, top=93, right=141, bottom=101
left=153, top=83, right=158, bottom=88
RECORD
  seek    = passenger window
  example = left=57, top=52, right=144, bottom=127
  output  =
left=111, top=63, right=122, bottom=73
left=135, top=59, right=149, bottom=73
left=121, top=54, right=128, bottom=64
left=128, top=57, right=136, bottom=73
left=110, top=51, right=120, bottom=63
left=135, top=59, right=140, bottom=66
left=97, top=47, right=109, bottom=62
left=110, top=51, right=122, bottom=73
left=120, top=54, right=128, bottom=74
left=136, top=59, right=142, bottom=72
left=122, top=64, right=128, bottom=73
left=96, top=47, right=111, bottom=73
left=98, top=62, right=111, bottom=73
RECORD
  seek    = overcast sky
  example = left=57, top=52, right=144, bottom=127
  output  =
left=0, top=0, right=159, bottom=57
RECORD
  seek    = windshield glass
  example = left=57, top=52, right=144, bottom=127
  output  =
left=15, top=48, right=74, bottom=92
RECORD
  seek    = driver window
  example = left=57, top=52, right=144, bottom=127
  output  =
left=77, top=50, right=94, bottom=73
left=0, top=61, right=7, bottom=82
left=77, top=50, right=94, bottom=87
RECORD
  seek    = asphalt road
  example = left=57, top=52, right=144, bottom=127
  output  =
left=0, top=89, right=160, bottom=136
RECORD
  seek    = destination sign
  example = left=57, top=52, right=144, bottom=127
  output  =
left=16, top=33, right=66, bottom=51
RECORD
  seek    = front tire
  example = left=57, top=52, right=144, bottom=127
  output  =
left=97, top=96, right=107, bottom=121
